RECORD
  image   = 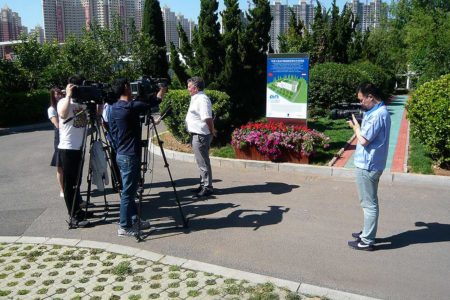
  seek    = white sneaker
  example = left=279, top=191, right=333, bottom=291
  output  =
left=118, top=227, right=140, bottom=237
left=60, top=191, right=64, bottom=198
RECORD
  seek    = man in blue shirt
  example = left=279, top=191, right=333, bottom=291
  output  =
left=110, top=78, right=165, bottom=237
left=347, top=83, right=391, bottom=251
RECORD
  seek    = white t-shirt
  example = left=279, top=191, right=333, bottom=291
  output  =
left=57, top=98, right=88, bottom=150
left=185, top=91, right=212, bottom=135
left=47, top=106, right=57, bottom=120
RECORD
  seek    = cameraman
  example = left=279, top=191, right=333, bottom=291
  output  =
left=109, top=78, right=166, bottom=237
left=57, top=75, right=91, bottom=228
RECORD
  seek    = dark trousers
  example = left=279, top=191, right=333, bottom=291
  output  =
left=59, top=149, right=83, bottom=219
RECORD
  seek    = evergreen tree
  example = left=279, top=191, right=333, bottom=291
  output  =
left=142, top=0, right=169, bottom=78
left=218, top=0, right=244, bottom=126
left=278, top=8, right=310, bottom=53
left=169, top=42, right=189, bottom=88
left=194, top=0, right=223, bottom=86
left=177, top=23, right=194, bottom=69
left=310, top=1, right=328, bottom=64
left=239, top=0, right=272, bottom=121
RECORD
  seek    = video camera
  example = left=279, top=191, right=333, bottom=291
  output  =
left=330, top=103, right=364, bottom=123
left=130, top=76, right=168, bottom=106
left=72, top=81, right=116, bottom=105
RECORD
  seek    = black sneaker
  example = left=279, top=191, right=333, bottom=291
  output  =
left=348, top=240, right=374, bottom=251
left=80, top=201, right=95, bottom=208
left=69, top=218, right=90, bottom=228
left=352, top=231, right=362, bottom=239
left=192, top=187, right=213, bottom=199
left=191, top=185, right=203, bottom=194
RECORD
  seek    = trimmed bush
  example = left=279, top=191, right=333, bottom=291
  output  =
left=352, top=61, right=395, bottom=97
left=160, top=89, right=231, bottom=144
left=0, top=90, right=49, bottom=127
left=309, top=62, right=394, bottom=117
left=309, top=63, right=363, bottom=116
left=406, top=74, right=450, bottom=167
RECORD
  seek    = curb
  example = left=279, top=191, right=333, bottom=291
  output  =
left=0, top=236, right=380, bottom=300
left=149, top=143, right=450, bottom=188
left=0, top=122, right=52, bottom=136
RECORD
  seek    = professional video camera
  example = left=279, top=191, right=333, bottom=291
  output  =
left=72, top=81, right=116, bottom=105
left=330, top=103, right=364, bottom=123
left=130, top=76, right=168, bottom=106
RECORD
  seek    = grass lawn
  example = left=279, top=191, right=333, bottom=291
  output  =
left=407, top=134, right=433, bottom=174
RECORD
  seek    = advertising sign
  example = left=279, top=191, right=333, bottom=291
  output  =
left=266, top=53, right=309, bottom=120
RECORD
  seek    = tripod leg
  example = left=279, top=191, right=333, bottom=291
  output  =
left=152, top=121, right=188, bottom=228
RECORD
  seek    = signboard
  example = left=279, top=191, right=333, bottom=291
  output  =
left=266, top=53, right=309, bottom=120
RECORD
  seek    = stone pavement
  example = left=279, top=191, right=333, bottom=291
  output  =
left=0, top=237, right=373, bottom=300
left=1, top=125, right=449, bottom=300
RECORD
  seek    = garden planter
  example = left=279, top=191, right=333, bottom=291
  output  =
left=233, top=146, right=309, bottom=164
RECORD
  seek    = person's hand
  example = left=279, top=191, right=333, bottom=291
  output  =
left=347, top=114, right=360, bottom=130
left=66, top=84, right=74, bottom=99
left=157, top=86, right=167, bottom=99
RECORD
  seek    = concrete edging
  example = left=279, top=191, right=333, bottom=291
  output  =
left=149, top=143, right=450, bottom=188
left=0, top=236, right=380, bottom=300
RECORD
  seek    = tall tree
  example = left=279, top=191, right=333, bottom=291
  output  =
left=310, top=1, right=328, bottom=64
left=239, top=0, right=272, bottom=121
left=217, top=0, right=244, bottom=125
left=142, top=0, right=169, bottom=78
left=193, top=0, right=223, bottom=86
left=169, top=42, right=189, bottom=88
left=279, top=8, right=310, bottom=53
left=177, top=23, right=195, bottom=69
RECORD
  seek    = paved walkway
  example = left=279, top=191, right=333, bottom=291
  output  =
left=0, top=121, right=449, bottom=300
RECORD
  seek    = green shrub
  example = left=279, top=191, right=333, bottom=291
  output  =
left=309, top=63, right=363, bottom=116
left=352, top=61, right=395, bottom=97
left=160, top=89, right=231, bottom=144
left=309, top=62, right=394, bottom=117
left=0, top=89, right=49, bottom=127
left=406, top=74, right=450, bottom=167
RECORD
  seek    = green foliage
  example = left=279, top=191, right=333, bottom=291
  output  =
left=0, top=60, right=28, bottom=92
left=142, top=0, right=169, bottom=79
left=169, top=43, right=189, bottom=88
left=352, top=61, right=395, bottom=96
left=406, top=74, right=450, bottom=167
left=194, top=0, right=223, bottom=86
left=160, top=89, right=230, bottom=144
left=407, top=135, right=434, bottom=174
left=238, top=0, right=272, bottom=122
left=0, top=90, right=49, bottom=127
left=309, top=62, right=394, bottom=116
left=404, top=8, right=450, bottom=85
left=309, top=63, right=363, bottom=115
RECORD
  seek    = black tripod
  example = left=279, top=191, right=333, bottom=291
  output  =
left=65, top=104, right=110, bottom=229
left=135, top=109, right=188, bottom=242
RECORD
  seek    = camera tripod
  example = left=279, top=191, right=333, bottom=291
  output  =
left=135, top=108, right=188, bottom=242
left=64, top=103, right=113, bottom=229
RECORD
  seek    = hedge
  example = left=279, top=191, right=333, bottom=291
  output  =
left=0, top=90, right=49, bottom=127
left=308, top=62, right=394, bottom=117
left=160, top=89, right=231, bottom=144
left=406, top=74, right=450, bottom=167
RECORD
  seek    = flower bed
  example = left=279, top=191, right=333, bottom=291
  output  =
left=231, top=122, right=330, bottom=163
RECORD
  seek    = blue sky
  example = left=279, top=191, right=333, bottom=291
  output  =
left=0, top=0, right=349, bottom=30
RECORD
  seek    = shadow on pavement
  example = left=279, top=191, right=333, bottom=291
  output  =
left=376, top=221, right=450, bottom=250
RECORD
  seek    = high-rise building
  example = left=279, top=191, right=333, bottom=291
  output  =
left=42, top=0, right=196, bottom=46
left=345, top=0, right=385, bottom=31
left=162, top=6, right=195, bottom=48
left=270, top=0, right=315, bottom=53
left=1, top=5, right=26, bottom=42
